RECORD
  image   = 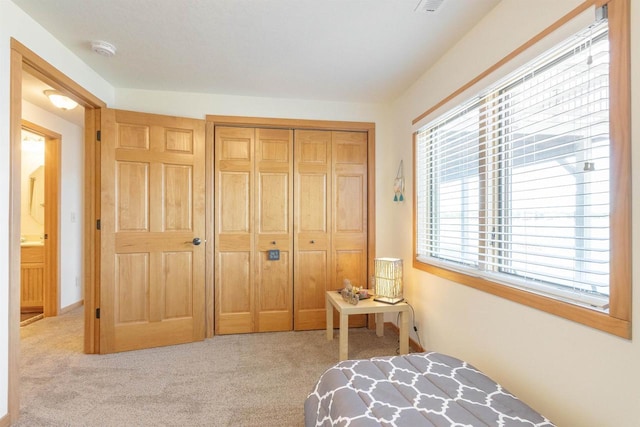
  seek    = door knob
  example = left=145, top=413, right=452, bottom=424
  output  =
left=192, top=237, right=202, bottom=246
left=310, top=240, right=315, bottom=244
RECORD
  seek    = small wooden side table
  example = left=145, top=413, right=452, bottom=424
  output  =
left=325, top=291, right=410, bottom=361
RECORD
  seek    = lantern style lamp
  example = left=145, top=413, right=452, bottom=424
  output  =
left=373, top=258, right=404, bottom=304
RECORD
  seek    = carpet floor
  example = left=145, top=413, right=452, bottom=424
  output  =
left=16, top=307, right=405, bottom=426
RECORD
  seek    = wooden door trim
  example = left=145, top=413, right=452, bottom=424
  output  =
left=205, top=121, right=215, bottom=337
left=207, top=115, right=376, bottom=337
left=21, top=120, right=61, bottom=317
left=12, top=39, right=106, bottom=109
left=9, top=38, right=106, bottom=424
left=206, top=115, right=375, bottom=132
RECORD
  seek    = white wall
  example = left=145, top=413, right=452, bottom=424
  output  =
left=115, top=87, right=389, bottom=123
left=22, top=101, right=84, bottom=309
left=0, top=0, right=114, bottom=419
left=390, top=1, right=640, bottom=426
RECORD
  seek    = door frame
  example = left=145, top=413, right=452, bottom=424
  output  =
left=206, top=115, right=376, bottom=337
left=8, top=38, right=106, bottom=423
left=21, top=120, right=60, bottom=318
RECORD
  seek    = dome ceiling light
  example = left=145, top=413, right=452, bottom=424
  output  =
left=43, top=90, right=79, bottom=110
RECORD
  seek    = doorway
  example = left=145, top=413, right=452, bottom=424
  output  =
left=19, top=122, right=61, bottom=326
left=9, top=38, right=106, bottom=424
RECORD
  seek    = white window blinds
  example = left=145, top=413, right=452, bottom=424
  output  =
left=415, top=17, right=610, bottom=310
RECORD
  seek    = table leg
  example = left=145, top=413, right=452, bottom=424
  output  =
left=339, top=313, right=349, bottom=361
left=375, top=313, right=384, bottom=337
left=399, top=310, right=409, bottom=355
left=326, top=294, right=333, bottom=341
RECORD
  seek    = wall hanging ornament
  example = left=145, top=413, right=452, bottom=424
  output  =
left=394, top=160, right=405, bottom=202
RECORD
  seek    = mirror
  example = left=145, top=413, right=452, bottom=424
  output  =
left=21, top=130, right=45, bottom=236
left=29, top=165, right=45, bottom=224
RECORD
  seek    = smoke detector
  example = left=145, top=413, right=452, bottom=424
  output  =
left=91, top=40, right=117, bottom=57
left=414, top=0, right=445, bottom=13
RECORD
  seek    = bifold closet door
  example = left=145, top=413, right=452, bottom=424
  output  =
left=294, top=130, right=332, bottom=330
left=294, top=130, right=368, bottom=330
left=332, top=131, right=368, bottom=328
left=255, top=128, right=294, bottom=332
left=215, top=126, right=255, bottom=334
left=214, top=126, right=293, bottom=334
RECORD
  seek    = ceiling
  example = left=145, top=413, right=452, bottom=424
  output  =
left=13, top=0, right=500, bottom=105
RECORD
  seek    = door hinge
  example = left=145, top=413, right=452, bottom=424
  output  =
left=96, top=308, right=100, bottom=319
left=96, top=130, right=101, bottom=141
left=96, top=219, right=101, bottom=230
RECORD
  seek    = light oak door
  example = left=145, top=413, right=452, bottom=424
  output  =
left=214, top=126, right=254, bottom=334
left=255, top=128, right=294, bottom=332
left=332, top=131, right=368, bottom=328
left=100, top=109, right=206, bottom=353
left=294, top=130, right=332, bottom=330
left=215, top=127, right=294, bottom=334
left=294, top=130, right=368, bottom=330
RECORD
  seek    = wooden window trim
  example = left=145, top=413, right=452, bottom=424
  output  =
left=412, top=0, right=631, bottom=339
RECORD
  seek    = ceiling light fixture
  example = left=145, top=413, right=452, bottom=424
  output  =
left=91, top=40, right=117, bottom=57
left=44, top=90, right=78, bottom=110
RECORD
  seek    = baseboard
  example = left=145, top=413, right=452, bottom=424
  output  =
left=0, top=412, right=11, bottom=427
left=384, top=321, right=425, bottom=353
left=60, top=299, right=84, bottom=314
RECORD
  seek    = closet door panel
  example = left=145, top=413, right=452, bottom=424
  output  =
left=258, top=173, right=288, bottom=232
left=295, top=250, right=329, bottom=330
left=294, top=130, right=332, bottom=330
left=298, top=175, right=328, bottom=231
left=256, top=251, right=291, bottom=331
left=215, top=127, right=255, bottom=334
left=219, top=173, right=250, bottom=233
left=255, top=128, right=293, bottom=332
left=332, top=131, right=368, bottom=327
left=335, top=174, right=365, bottom=232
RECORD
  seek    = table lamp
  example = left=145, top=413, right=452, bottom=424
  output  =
left=373, top=257, right=404, bottom=304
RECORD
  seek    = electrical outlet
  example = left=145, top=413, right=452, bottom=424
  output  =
left=70, top=212, right=77, bottom=223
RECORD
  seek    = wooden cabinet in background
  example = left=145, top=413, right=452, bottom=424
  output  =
left=21, top=245, right=44, bottom=311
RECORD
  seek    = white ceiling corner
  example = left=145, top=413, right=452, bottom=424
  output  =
left=13, top=0, right=501, bottom=105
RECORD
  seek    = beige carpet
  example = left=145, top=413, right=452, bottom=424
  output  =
left=17, top=307, right=406, bottom=426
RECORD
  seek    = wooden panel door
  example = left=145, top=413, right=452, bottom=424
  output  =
left=215, top=126, right=255, bottom=334
left=100, top=109, right=206, bottom=353
left=294, top=130, right=332, bottom=330
left=255, top=128, right=293, bottom=332
left=332, top=131, right=368, bottom=328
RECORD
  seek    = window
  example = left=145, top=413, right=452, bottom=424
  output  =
left=414, top=0, right=630, bottom=337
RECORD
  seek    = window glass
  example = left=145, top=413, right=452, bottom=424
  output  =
left=415, top=19, right=610, bottom=309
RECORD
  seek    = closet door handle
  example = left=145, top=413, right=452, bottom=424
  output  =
left=310, top=240, right=315, bottom=244
left=271, top=241, right=277, bottom=245
left=191, top=237, right=202, bottom=246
